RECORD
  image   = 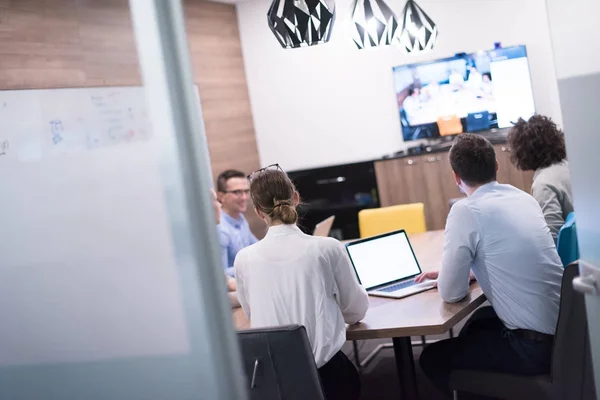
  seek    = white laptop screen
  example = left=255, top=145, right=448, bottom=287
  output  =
left=346, top=230, right=421, bottom=290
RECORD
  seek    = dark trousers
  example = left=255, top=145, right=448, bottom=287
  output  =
left=420, top=306, right=553, bottom=397
left=318, top=350, right=361, bottom=400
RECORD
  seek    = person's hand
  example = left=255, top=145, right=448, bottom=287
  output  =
left=414, top=271, right=439, bottom=286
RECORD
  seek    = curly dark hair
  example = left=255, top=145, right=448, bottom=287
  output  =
left=507, top=115, right=566, bottom=171
left=449, top=133, right=497, bottom=186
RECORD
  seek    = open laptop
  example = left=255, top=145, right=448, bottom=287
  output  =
left=345, top=229, right=436, bottom=299
left=313, top=216, right=335, bottom=237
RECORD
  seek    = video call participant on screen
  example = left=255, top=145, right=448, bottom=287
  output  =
left=235, top=165, right=369, bottom=400
left=402, top=87, right=422, bottom=123
left=414, top=134, right=564, bottom=397
left=216, top=169, right=258, bottom=277
left=508, top=115, right=574, bottom=242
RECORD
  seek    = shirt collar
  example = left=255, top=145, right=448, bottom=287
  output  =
left=471, top=180, right=499, bottom=196
left=221, top=210, right=244, bottom=228
left=265, top=224, right=303, bottom=238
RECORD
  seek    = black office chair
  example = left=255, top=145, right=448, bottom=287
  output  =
left=466, top=111, right=491, bottom=132
left=237, top=325, right=326, bottom=400
left=449, top=262, right=596, bottom=400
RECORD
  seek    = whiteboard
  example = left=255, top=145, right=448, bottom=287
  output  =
left=0, top=87, right=191, bottom=368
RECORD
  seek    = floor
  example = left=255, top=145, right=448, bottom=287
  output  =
left=342, top=336, right=448, bottom=400
left=342, top=308, right=489, bottom=400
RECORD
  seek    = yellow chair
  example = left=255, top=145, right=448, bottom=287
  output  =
left=358, top=203, right=427, bottom=238
left=437, top=115, right=463, bottom=136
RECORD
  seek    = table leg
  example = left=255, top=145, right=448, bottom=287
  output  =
left=392, top=337, right=419, bottom=400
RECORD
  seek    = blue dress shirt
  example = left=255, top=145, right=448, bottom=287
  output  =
left=438, top=182, right=564, bottom=335
left=219, top=210, right=258, bottom=276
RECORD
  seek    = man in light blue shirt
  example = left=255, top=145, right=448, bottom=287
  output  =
left=415, top=134, right=563, bottom=396
left=216, top=170, right=258, bottom=277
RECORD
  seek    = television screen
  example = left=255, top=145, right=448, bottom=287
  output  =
left=393, top=45, right=535, bottom=141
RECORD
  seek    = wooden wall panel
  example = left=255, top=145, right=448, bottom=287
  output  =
left=0, top=0, right=264, bottom=235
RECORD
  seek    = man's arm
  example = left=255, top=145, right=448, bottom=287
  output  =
left=219, top=229, right=235, bottom=276
left=438, top=202, right=480, bottom=303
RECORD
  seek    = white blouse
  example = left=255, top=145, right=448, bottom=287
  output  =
left=234, top=224, right=369, bottom=367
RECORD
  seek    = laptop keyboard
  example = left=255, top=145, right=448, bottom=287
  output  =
left=379, top=280, right=417, bottom=293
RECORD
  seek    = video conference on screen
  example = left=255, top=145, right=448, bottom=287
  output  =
left=394, top=46, right=535, bottom=142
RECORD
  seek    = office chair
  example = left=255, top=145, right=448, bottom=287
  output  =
left=400, top=108, right=422, bottom=141
left=358, top=203, right=426, bottom=238
left=238, top=325, right=326, bottom=400
left=466, top=111, right=491, bottom=132
left=449, top=262, right=595, bottom=400
left=437, top=115, right=463, bottom=136
left=557, top=212, right=579, bottom=267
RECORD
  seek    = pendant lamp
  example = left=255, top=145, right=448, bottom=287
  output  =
left=351, top=0, right=399, bottom=49
left=398, top=0, right=438, bottom=53
left=267, top=0, right=336, bottom=49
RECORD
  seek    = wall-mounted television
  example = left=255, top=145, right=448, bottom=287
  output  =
left=393, top=45, right=535, bottom=141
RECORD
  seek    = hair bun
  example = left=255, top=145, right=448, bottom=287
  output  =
left=271, top=201, right=298, bottom=224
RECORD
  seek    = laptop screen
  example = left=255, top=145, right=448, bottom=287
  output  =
left=346, top=230, right=421, bottom=290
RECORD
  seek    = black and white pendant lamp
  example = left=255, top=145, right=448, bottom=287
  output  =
left=267, top=0, right=437, bottom=52
left=267, top=0, right=336, bottom=48
left=398, top=0, right=438, bottom=53
left=351, top=0, right=399, bottom=49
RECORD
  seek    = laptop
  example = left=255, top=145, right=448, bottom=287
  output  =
left=345, top=229, right=436, bottom=299
left=313, top=216, right=335, bottom=237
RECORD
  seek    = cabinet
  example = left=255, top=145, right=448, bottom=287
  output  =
left=494, top=144, right=535, bottom=193
left=375, top=145, right=534, bottom=231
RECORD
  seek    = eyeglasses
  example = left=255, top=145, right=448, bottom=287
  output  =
left=247, top=163, right=282, bottom=180
left=222, top=189, right=250, bottom=197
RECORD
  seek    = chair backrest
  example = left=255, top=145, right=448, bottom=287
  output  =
left=358, top=203, right=426, bottom=238
left=400, top=108, right=409, bottom=127
left=466, top=111, right=491, bottom=132
left=437, top=115, right=463, bottom=136
left=551, top=262, right=595, bottom=399
left=557, top=212, right=580, bottom=267
left=237, top=325, right=325, bottom=400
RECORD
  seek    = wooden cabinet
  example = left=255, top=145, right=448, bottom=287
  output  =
left=494, top=144, right=534, bottom=193
left=375, top=156, right=425, bottom=206
left=375, top=154, right=449, bottom=230
left=375, top=145, right=534, bottom=231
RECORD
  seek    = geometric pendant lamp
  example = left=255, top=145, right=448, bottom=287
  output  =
left=267, top=0, right=336, bottom=49
left=397, top=0, right=438, bottom=54
left=351, top=0, right=400, bottom=49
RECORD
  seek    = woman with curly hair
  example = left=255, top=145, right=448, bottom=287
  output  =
left=507, top=115, right=573, bottom=242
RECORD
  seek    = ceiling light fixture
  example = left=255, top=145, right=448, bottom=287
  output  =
left=267, top=0, right=336, bottom=49
left=351, top=0, right=399, bottom=49
left=398, top=0, right=438, bottom=54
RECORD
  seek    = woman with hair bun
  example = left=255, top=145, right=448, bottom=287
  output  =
left=235, top=165, right=368, bottom=400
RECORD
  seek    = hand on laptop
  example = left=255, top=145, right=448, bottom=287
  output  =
left=415, top=270, right=476, bottom=286
left=414, top=271, right=439, bottom=287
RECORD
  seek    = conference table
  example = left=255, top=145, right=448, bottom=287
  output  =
left=232, top=230, right=486, bottom=400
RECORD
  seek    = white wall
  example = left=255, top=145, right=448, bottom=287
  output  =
left=237, top=0, right=562, bottom=171
left=544, top=1, right=600, bottom=395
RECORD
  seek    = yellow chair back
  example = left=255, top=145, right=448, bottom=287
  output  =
left=358, top=203, right=426, bottom=238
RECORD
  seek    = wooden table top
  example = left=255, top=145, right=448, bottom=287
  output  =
left=232, top=230, right=486, bottom=339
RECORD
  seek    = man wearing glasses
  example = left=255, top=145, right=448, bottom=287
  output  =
left=216, top=169, right=258, bottom=277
